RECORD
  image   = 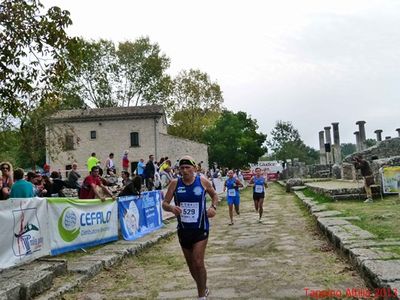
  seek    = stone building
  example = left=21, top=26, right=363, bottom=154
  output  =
left=45, top=105, right=208, bottom=175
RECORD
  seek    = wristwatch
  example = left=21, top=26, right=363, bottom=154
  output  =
left=210, top=204, right=217, bottom=210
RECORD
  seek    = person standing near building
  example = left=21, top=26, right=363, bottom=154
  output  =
left=223, top=170, right=243, bottom=225
left=105, top=153, right=116, bottom=175
left=136, top=158, right=146, bottom=183
left=67, top=163, right=81, bottom=191
left=122, top=150, right=129, bottom=172
left=249, top=167, right=268, bottom=223
left=145, top=154, right=155, bottom=190
left=87, top=153, right=100, bottom=173
left=353, top=155, right=374, bottom=203
left=162, top=156, right=218, bottom=300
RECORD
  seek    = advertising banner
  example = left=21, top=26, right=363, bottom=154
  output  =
left=382, top=166, right=400, bottom=194
left=118, top=191, right=163, bottom=241
left=0, top=198, right=50, bottom=269
left=47, top=198, right=118, bottom=255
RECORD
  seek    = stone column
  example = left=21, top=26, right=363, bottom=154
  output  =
left=354, top=131, right=361, bottom=152
left=324, top=126, right=333, bottom=164
left=396, top=128, right=400, bottom=137
left=331, top=122, right=341, bottom=163
left=319, top=131, right=326, bottom=165
left=356, top=121, right=366, bottom=150
left=374, top=129, right=383, bottom=142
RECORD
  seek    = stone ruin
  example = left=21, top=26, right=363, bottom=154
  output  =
left=281, top=121, right=400, bottom=184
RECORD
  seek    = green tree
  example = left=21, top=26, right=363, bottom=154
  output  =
left=204, top=111, right=267, bottom=169
left=167, top=69, right=223, bottom=141
left=267, top=121, right=318, bottom=164
left=340, top=143, right=356, bottom=157
left=0, top=0, right=72, bottom=118
left=365, top=138, right=377, bottom=148
left=62, top=37, right=172, bottom=108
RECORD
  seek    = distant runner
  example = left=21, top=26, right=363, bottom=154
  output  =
left=162, top=155, right=219, bottom=300
left=223, top=170, right=243, bottom=225
left=249, top=167, right=268, bottom=222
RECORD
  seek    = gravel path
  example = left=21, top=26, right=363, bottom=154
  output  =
left=63, top=184, right=367, bottom=299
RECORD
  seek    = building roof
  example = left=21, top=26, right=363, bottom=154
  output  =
left=48, top=105, right=165, bottom=123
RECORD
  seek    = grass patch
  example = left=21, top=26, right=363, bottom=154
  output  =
left=302, top=188, right=332, bottom=204
left=303, top=187, right=400, bottom=240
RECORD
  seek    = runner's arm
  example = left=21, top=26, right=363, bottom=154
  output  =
left=162, top=179, right=182, bottom=216
left=201, top=177, right=218, bottom=218
left=236, top=179, right=243, bottom=188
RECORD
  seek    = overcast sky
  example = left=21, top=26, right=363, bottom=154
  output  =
left=42, top=0, right=400, bottom=149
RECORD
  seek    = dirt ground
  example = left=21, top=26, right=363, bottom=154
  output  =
left=63, top=184, right=367, bottom=299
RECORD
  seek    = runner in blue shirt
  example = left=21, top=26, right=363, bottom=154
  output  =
left=162, top=155, right=219, bottom=300
left=249, top=167, right=268, bottom=223
left=223, top=170, right=243, bottom=225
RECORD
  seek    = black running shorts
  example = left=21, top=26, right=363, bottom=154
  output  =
left=177, top=229, right=209, bottom=249
left=253, top=192, right=265, bottom=201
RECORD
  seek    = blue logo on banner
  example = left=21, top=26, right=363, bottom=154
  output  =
left=118, top=191, right=163, bottom=241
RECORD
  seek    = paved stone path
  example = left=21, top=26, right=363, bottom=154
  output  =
left=63, top=184, right=366, bottom=299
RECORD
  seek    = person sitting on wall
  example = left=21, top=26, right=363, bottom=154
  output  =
left=118, top=175, right=142, bottom=197
left=0, top=162, right=13, bottom=200
left=9, top=168, right=35, bottom=198
left=80, top=166, right=115, bottom=201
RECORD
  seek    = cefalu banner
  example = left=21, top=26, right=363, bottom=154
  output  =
left=118, top=191, right=163, bottom=241
left=382, top=166, right=400, bottom=194
left=47, top=198, right=118, bottom=255
left=0, top=198, right=50, bottom=270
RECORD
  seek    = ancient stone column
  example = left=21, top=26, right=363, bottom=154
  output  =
left=354, top=131, right=361, bottom=152
left=331, top=122, right=342, bottom=163
left=356, top=121, right=366, bottom=150
left=396, top=128, right=400, bottom=137
left=319, top=131, right=327, bottom=165
left=324, top=126, right=333, bottom=164
left=374, top=129, right=383, bottom=142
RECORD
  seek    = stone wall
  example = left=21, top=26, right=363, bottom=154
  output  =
left=343, top=137, right=400, bottom=162
left=308, top=164, right=331, bottom=178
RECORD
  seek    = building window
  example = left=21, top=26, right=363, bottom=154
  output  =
left=65, top=135, right=74, bottom=150
left=90, top=130, right=96, bottom=139
left=130, top=132, right=139, bottom=147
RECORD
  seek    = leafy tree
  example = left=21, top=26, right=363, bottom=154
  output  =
left=203, top=111, right=267, bottom=169
left=267, top=121, right=318, bottom=164
left=0, top=0, right=72, bottom=118
left=167, top=69, right=223, bottom=141
left=341, top=143, right=356, bottom=157
left=365, top=138, right=377, bottom=148
left=62, top=37, right=172, bottom=108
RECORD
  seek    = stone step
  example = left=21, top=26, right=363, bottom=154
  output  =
left=0, top=260, right=67, bottom=300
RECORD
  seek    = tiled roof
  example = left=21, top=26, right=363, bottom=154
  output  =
left=48, top=105, right=165, bottom=122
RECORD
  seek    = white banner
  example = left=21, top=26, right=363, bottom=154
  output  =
left=0, top=198, right=50, bottom=270
left=47, top=198, right=118, bottom=255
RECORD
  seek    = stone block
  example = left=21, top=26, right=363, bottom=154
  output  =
left=68, top=259, right=103, bottom=277
left=362, top=260, right=400, bottom=284
left=310, top=204, right=327, bottom=213
left=0, top=280, right=22, bottom=300
left=314, top=210, right=342, bottom=218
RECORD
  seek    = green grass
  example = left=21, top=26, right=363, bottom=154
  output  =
left=302, top=188, right=333, bottom=204
left=303, top=188, right=400, bottom=240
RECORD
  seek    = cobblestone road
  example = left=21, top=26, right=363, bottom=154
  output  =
left=64, top=184, right=367, bottom=299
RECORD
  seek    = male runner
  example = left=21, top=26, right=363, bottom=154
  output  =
left=223, top=170, right=243, bottom=225
left=249, top=167, right=268, bottom=222
left=162, top=155, right=218, bottom=300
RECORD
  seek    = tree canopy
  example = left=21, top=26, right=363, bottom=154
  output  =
left=203, top=111, right=267, bottom=169
left=267, top=121, right=319, bottom=164
left=0, top=0, right=73, bottom=118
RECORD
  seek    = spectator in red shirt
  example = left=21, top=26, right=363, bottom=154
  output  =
left=122, top=150, right=129, bottom=172
left=79, top=166, right=115, bottom=201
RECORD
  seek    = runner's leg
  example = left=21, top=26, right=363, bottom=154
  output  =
left=228, top=204, right=234, bottom=224
left=181, top=239, right=208, bottom=297
left=258, top=198, right=264, bottom=219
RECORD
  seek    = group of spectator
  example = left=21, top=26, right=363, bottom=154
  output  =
left=0, top=154, right=208, bottom=201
